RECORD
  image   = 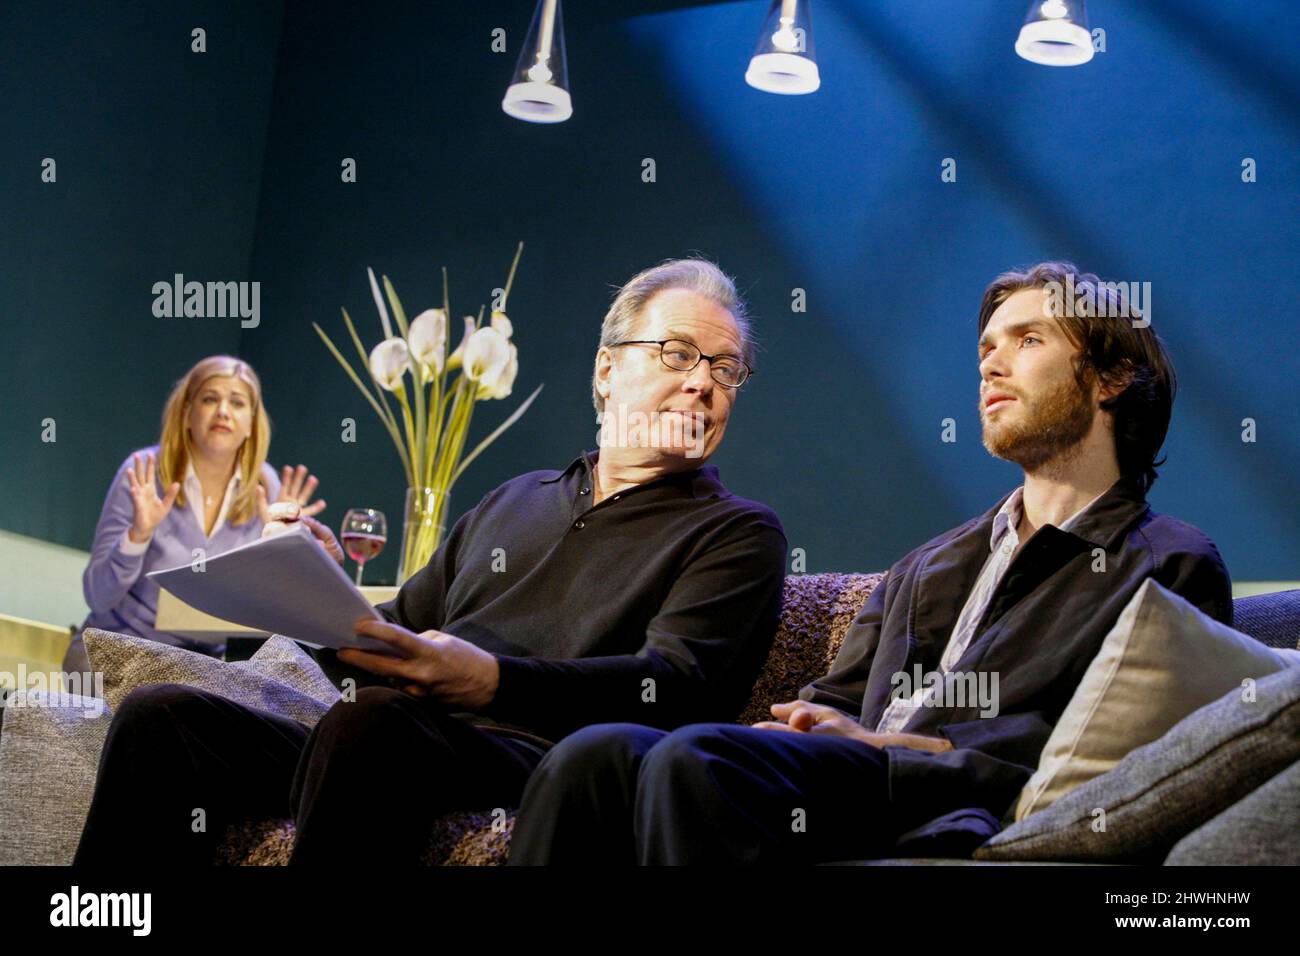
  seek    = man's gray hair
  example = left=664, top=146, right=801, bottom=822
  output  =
left=591, top=258, right=753, bottom=412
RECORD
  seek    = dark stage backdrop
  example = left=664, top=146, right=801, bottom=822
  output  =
left=3, top=0, right=1297, bottom=589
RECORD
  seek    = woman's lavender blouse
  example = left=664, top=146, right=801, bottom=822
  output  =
left=80, top=445, right=281, bottom=651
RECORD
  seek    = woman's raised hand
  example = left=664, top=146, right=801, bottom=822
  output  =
left=125, top=452, right=180, bottom=543
left=257, top=464, right=327, bottom=526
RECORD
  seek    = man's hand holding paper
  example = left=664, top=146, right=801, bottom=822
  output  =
left=339, top=620, right=501, bottom=710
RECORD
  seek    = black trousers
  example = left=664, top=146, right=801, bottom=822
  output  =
left=73, top=683, right=547, bottom=866
left=507, top=722, right=898, bottom=865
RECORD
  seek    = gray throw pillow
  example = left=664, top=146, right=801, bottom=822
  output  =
left=82, top=628, right=340, bottom=727
left=0, top=690, right=111, bottom=865
left=975, top=666, right=1300, bottom=863
left=1165, top=759, right=1300, bottom=865
left=0, top=630, right=341, bottom=866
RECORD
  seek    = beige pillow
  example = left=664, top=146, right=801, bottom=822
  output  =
left=1014, top=579, right=1299, bottom=821
left=82, top=628, right=340, bottom=727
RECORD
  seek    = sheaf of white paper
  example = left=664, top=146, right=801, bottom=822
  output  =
left=146, top=526, right=389, bottom=651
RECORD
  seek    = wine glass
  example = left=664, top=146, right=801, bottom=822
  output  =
left=341, top=509, right=387, bottom=587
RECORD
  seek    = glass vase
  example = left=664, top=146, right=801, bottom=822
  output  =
left=397, top=486, right=448, bottom=585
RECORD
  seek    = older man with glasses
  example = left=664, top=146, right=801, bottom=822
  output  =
left=73, top=258, right=788, bottom=867
left=596, top=337, right=752, bottom=459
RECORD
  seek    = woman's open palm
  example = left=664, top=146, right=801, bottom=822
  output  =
left=126, top=452, right=179, bottom=539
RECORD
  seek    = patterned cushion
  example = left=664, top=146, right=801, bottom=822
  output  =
left=83, top=628, right=340, bottom=727
left=738, top=573, right=884, bottom=726
left=0, top=630, right=343, bottom=865
left=216, top=809, right=517, bottom=866
left=0, top=690, right=111, bottom=865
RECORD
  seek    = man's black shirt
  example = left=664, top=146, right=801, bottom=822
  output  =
left=347, top=451, right=787, bottom=742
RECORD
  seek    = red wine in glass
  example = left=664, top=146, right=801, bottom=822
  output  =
left=341, top=509, right=387, bottom=586
left=343, top=532, right=385, bottom=562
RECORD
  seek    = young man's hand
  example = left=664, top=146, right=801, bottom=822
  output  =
left=338, top=620, right=500, bottom=710
left=754, top=700, right=954, bottom=753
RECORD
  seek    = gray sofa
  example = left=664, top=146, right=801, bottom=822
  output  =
left=1, top=573, right=1296, bottom=865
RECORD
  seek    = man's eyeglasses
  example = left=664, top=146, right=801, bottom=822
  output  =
left=608, top=339, right=752, bottom=389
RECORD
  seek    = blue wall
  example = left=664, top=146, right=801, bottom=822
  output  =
left=2, top=0, right=1296, bottom=592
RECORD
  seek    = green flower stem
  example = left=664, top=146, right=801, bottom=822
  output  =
left=424, top=371, right=444, bottom=489
left=393, top=385, right=419, bottom=489
left=382, top=275, right=410, bottom=339
left=425, top=380, right=459, bottom=492
left=312, top=321, right=412, bottom=479
left=340, top=307, right=402, bottom=441
left=500, top=241, right=524, bottom=310
left=435, top=385, right=464, bottom=496
left=341, top=306, right=413, bottom=484
left=451, top=383, right=544, bottom=487
left=435, top=375, right=470, bottom=486
left=447, top=391, right=477, bottom=495
left=384, top=278, right=427, bottom=476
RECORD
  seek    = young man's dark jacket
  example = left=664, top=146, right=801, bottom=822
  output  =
left=799, top=474, right=1232, bottom=829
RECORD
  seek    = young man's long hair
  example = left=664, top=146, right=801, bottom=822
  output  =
left=977, top=262, right=1177, bottom=492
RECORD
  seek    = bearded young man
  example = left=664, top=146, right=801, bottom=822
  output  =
left=507, top=261, right=1233, bottom=866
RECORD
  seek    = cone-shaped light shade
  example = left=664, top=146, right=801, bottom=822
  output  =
left=745, top=0, right=820, bottom=95
left=1015, top=0, right=1094, bottom=67
left=503, top=0, right=572, bottom=122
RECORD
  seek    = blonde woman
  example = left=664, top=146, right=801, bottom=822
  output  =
left=69, top=355, right=334, bottom=671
